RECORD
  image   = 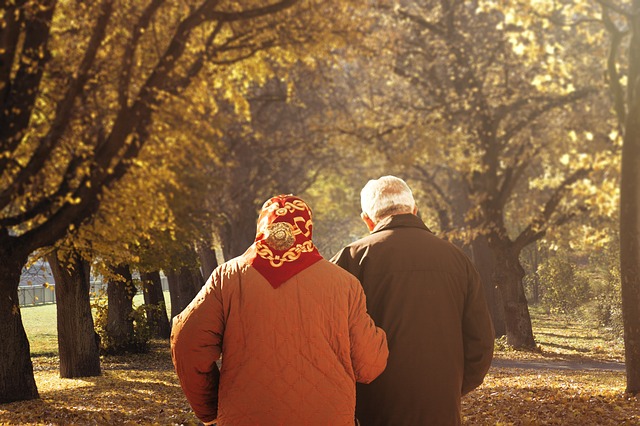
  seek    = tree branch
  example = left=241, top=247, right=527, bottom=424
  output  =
left=0, top=0, right=113, bottom=211
left=118, top=0, right=166, bottom=110
left=602, top=7, right=628, bottom=126
left=498, top=88, right=597, bottom=144
left=514, top=167, right=591, bottom=249
left=17, top=0, right=301, bottom=251
left=0, top=0, right=57, bottom=172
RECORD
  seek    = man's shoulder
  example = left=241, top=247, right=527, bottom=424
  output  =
left=313, top=257, right=358, bottom=277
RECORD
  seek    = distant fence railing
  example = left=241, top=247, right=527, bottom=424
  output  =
left=18, top=285, right=57, bottom=307
left=18, top=277, right=169, bottom=307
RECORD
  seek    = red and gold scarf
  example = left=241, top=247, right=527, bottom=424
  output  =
left=244, top=195, right=323, bottom=289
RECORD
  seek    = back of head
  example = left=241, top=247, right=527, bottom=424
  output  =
left=361, top=176, right=416, bottom=222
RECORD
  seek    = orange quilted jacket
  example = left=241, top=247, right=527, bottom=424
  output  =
left=171, top=256, right=388, bottom=426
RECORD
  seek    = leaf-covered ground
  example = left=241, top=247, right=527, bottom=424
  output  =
left=0, top=342, right=200, bottom=426
left=1, top=307, right=639, bottom=425
left=1, top=340, right=638, bottom=425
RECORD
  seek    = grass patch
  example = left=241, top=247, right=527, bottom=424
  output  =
left=493, top=306, right=625, bottom=364
left=21, top=303, right=58, bottom=357
left=20, top=292, right=170, bottom=357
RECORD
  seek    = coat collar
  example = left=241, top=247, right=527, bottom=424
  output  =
left=372, top=213, right=433, bottom=234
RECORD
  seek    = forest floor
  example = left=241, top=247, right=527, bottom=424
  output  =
left=0, top=306, right=638, bottom=425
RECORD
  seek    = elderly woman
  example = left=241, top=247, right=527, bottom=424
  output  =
left=171, top=194, right=388, bottom=426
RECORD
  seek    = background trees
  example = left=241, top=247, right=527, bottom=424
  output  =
left=2, top=0, right=636, bottom=402
left=0, top=0, right=345, bottom=403
left=594, top=0, right=640, bottom=395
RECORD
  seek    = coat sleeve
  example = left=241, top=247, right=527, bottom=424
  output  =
left=461, top=261, right=495, bottom=396
left=171, top=270, right=225, bottom=423
left=347, top=276, right=389, bottom=384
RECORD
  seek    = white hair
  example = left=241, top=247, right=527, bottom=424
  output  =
left=360, top=176, right=416, bottom=222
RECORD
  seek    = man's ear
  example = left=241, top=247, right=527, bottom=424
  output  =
left=361, top=212, right=376, bottom=232
left=412, top=205, right=418, bottom=215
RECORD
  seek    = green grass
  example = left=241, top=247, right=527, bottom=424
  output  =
left=493, top=305, right=626, bottom=364
left=23, top=297, right=624, bottom=361
left=21, top=303, right=58, bottom=357
left=21, top=292, right=171, bottom=357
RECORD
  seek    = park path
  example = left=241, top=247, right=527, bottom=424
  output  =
left=491, top=358, right=626, bottom=372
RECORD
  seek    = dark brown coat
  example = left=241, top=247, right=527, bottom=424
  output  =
left=332, top=214, right=494, bottom=426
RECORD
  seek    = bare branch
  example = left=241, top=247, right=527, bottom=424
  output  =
left=603, top=7, right=628, bottom=126
left=396, top=8, right=444, bottom=36
left=514, top=167, right=591, bottom=250
left=595, top=0, right=633, bottom=17
left=498, top=88, right=597, bottom=144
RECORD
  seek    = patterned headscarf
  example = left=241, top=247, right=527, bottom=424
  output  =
left=244, top=194, right=323, bottom=289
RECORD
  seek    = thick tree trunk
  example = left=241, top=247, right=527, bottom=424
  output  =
left=471, top=235, right=506, bottom=337
left=0, top=253, right=39, bottom=402
left=166, top=267, right=200, bottom=321
left=140, top=271, right=171, bottom=339
left=493, top=247, right=536, bottom=349
left=47, top=251, right=101, bottom=378
left=191, top=267, right=205, bottom=293
left=219, top=213, right=257, bottom=260
left=106, top=265, right=136, bottom=352
left=198, top=241, right=219, bottom=279
left=620, top=6, right=640, bottom=393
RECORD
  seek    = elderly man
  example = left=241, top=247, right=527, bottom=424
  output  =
left=332, top=176, right=494, bottom=426
left=172, top=194, right=388, bottom=426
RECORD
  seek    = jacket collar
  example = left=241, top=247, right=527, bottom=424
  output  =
left=372, top=213, right=433, bottom=234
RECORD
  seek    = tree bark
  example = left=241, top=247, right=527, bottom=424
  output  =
left=219, top=211, right=257, bottom=260
left=620, top=0, right=640, bottom=394
left=471, top=235, right=506, bottom=337
left=0, top=252, right=39, bottom=402
left=105, top=264, right=136, bottom=353
left=198, top=241, right=219, bottom=279
left=493, top=246, right=536, bottom=349
left=47, top=250, right=101, bottom=378
left=140, top=271, right=171, bottom=339
left=166, top=267, right=199, bottom=321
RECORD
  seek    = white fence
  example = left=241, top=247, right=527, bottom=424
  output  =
left=18, top=277, right=169, bottom=307
left=18, top=285, right=57, bottom=307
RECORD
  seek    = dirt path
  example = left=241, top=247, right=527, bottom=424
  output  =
left=491, top=358, right=626, bottom=372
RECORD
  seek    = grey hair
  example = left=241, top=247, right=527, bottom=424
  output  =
left=360, top=176, right=416, bottom=222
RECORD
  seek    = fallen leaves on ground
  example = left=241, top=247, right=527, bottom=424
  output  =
left=1, top=340, right=639, bottom=425
left=0, top=341, right=200, bottom=426
left=462, top=367, right=639, bottom=425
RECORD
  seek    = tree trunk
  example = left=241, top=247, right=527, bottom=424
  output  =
left=493, top=246, right=536, bottom=349
left=140, top=271, right=171, bottom=339
left=47, top=251, right=101, bottom=378
left=190, top=266, right=205, bottom=293
left=198, top=241, right=219, bottom=279
left=106, top=264, right=136, bottom=352
left=0, top=253, right=39, bottom=402
left=620, top=3, right=640, bottom=394
left=471, top=235, right=506, bottom=337
left=219, top=213, right=257, bottom=260
left=531, top=244, right=540, bottom=305
left=166, top=267, right=199, bottom=321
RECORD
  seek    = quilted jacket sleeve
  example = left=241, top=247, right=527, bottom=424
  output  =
left=347, top=276, right=389, bottom=384
left=171, top=271, right=225, bottom=424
